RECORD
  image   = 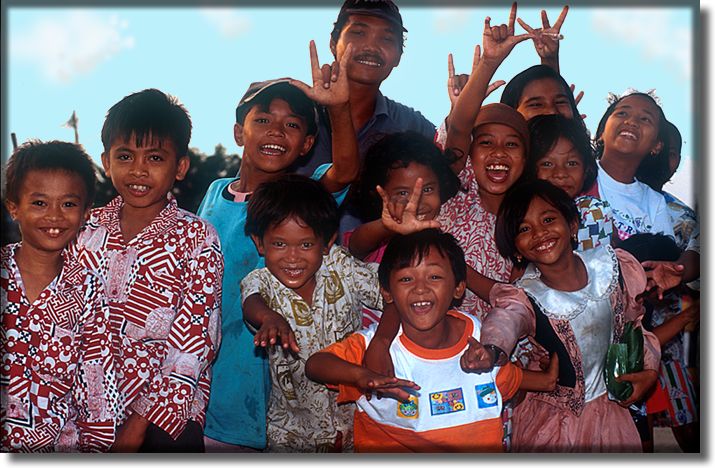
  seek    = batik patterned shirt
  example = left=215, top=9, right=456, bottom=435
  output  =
left=240, top=245, right=382, bottom=452
left=1, top=244, right=119, bottom=452
left=70, top=195, right=223, bottom=439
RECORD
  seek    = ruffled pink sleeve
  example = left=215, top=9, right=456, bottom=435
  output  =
left=615, top=248, right=661, bottom=371
left=480, top=283, right=536, bottom=355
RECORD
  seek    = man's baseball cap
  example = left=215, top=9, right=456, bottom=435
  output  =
left=235, top=78, right=319, bottom=135
left=336, top=0, right=407, bottom=32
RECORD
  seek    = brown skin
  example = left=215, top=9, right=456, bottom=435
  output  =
left=111, top=413, right=150, bottom=452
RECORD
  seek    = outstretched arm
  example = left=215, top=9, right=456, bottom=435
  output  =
left=243, top=293, right=300, bottom=353
left=446, top=2, right=530, bottom=174
left=290, top=41, right=358, bottom=193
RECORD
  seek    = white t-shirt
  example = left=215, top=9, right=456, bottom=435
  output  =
left=596, top=162, right=674, bottom=240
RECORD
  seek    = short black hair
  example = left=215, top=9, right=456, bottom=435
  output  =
left=500, top=65, right=586, bottom=130
left=616, top=233, right=681, bottom=263
left=356, top=131, right=461, bottom=220
left=496, top=180, right=579, bottom=265
left=527, top=114, right=597, bottom=194
left=235, top=83, right=318, bottom=137
left=594, top=92, right=670, bottom=191
left=4, top=140, right=97, bottom=208
left=666, top=120, right=682, bottom=154
left=101, top=88, right=192, bottom=158
left=378, top=229, right=466, bottom=293
left=245, top=174, right=338, bottom=245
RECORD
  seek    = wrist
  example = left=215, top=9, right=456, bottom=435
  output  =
left=483, top=344, right=507, bottom=367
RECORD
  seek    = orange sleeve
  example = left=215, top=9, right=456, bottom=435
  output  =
left=495, top=362, right=523, bottom=400
left=321, top=332, right=368, bottom=403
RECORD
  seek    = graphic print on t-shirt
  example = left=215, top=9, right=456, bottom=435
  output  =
left=429, top=388, right=465, bottom=416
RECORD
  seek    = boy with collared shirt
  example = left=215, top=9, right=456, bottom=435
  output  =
left=70, top=89, right=223, bottom=452
left=197, top=45, right=360, bottom=451
left=294, top=0, right=436, bottom=235
left=241, top=175, right=383, bottom=452
left=2, top=141, right=120, bottom=453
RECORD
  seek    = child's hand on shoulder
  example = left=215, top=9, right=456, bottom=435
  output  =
left=255, top=314, right=300, bottom=354
left=461, top=336, right=500, bottom=373
left=290, top=40, right=353, bottom=108
left=376, top=178, right=440, bottom=235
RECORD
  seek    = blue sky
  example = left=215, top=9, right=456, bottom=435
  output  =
left=5, top=1, right=697, bottom=206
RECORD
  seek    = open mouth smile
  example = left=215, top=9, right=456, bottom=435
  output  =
left=260, top=144, right=287, bottom=156
left=354, top=54, right=384, bottom=68
left=485, top=163, right=510, bottom=183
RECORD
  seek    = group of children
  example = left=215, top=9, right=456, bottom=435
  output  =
left=1, top=0, right=699, bottom=454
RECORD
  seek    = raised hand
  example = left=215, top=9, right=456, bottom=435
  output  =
left=569, top=83, right=587, bottom=119
left=482, top=2, right=531, bottom=65
left=447, top=50, right=506, bottom=105
left=517, top=5, right=568, bottom=66
left=642, top=260, right=685, bottom=300
left=375, top=177, right=441, bottom=235
left=290, top=40, right=353, bottom=107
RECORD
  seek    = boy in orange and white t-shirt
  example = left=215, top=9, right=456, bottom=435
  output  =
left=306, top=229, right=557, bottom=452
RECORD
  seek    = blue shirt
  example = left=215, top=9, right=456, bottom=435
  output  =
left=293, top=92, right=435, bottom=236
left=197, top=163, right=346, bottom=448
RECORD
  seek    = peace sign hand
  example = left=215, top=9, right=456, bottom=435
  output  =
left=482, top=2, right=531, bottom=65
left=517, top=5, right=568, bottom=63
left=289, top=40, right=353, bottom=107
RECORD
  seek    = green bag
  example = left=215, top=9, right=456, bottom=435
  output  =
left=604, top=322, right=644, bottom=401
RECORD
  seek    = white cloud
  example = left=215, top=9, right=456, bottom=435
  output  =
left=200, top=8, right=251, bottom=38
left=591, top=9, right=691, bottom=79
left=433, top=9, right=472, bottom=34
left=10, top=11, right=134, bottom=84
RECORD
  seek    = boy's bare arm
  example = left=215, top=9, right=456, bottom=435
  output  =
left=111, top=413, right=150, bottom=452
left=290, top=41, right=359, bottom=193
left=363, top=302, right=400, bottom=378
left=243, top=292, right=300, bottom=352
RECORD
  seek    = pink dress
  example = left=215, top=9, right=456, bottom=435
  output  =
left=481, top=246, right=661, bottom=452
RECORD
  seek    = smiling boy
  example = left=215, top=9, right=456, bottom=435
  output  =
left=240, top=175, right=383, bottom=452
left=70, top=89, right=223, bottom=452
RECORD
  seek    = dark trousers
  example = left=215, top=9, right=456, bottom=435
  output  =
left=139, top=420, right=205, bottom=453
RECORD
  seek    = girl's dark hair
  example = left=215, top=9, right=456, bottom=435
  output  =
left=378, top=229, right=466, bottom=293
left=101, top=88, right=192, bottom=158
left=594, top=93, right=670, bottom=191
left=235, top=83, right=318, bottom=137
left=496, top=180, right=579, bottom=265
left=527, top=114, right=597, bottom=194
left=616, top=233, right=681, bottom=263
left=500, top=65, right=586, bottom=130
left=4, top=140, right=97, bottom=208
left=356, top=131, right=461, bottom=220
left=245, top=174, right=338, bottom=245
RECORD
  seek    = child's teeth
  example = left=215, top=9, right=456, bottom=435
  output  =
left=129, top=184, right=149, bottom=192
left=262, top=144, right=286, bottom=153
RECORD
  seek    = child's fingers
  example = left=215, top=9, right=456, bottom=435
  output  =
left=483, top=16, right=492, bottom=35
left=553, top=5, right=569, bottom=31
left=485, top=80, right=506, bottom=98
left=321, top=64, right=332, bottom=88
left=287, top=79, right=313, bottom=96
left=447, top=53, right=455, bottom=80
left=508, top=2, right=518, bottom=30
left=517, top=17, right=534, bottom=34
left=540, top=9, right=551, bottom=29
left=308, top=40, right=321, bottom=83
left=405, top=178, right=424, bottom=211
left=471, top=44, right=481, bottom=73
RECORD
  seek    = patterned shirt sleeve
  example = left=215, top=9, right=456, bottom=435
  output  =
left=73, top=275, right=120, bottom=452
left=130, top=228, right=224, bottom=439
left=575, top=196, right=615, bottom=251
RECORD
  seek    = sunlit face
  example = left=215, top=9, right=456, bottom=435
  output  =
left=382, top=247, right=465, bottom=341
left=516, top=78, right=574, bottom=121
left=101, top=134, right=189, bottom=217
left=600, top=95, right=663, bottom=161
left=236, top=98, right=314, bottom=175
left=331, top=14, right=402, bottom=86
left=6, top=169, right=90, bottom=256
left=514, top=196, right=577, bottom=268
left=470, top=123, right=526, bottom=198
left=253, top=216, right=333, bottom=303
left=535, top=137, right=586, bottom=199
left=383, top=162, right=442, bottom=221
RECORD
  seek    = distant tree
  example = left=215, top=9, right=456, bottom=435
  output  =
left=1, top=145, right=241, bottom=246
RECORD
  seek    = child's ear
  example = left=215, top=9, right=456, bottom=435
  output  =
left=100, top=152, right=111, bottom=177
left=570, top=220, right=579, bottom=243
left=453, top=280, right=467, bottom=300
left=250, top=234, right=265, bottom=255
left=651, top=141, right=664, bottom=156
left=234, top=123, right=245, bottom=147
left=380, top=286, right=394, bottom=304
left=175, top=155, right=190, bottom=181
left=323, top=233, right=338, bottom=254
left=300, top=134, right=316, bottom=156
left=5, top=200, right=17, bottom=221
